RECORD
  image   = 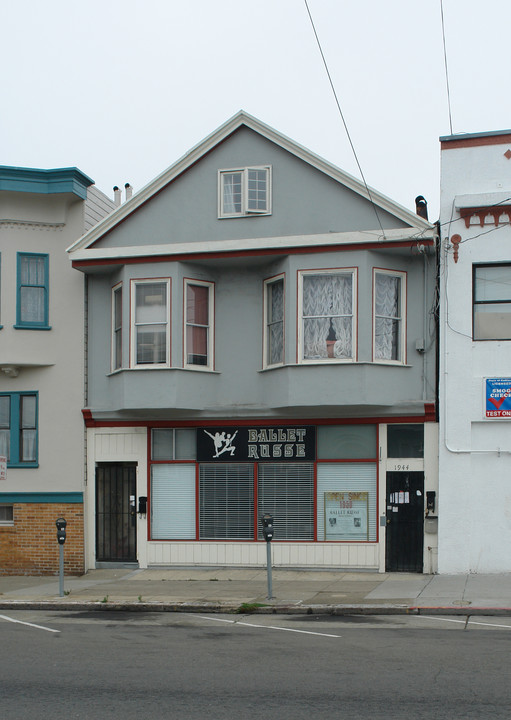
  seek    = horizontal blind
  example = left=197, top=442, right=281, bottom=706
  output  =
left=199, top=464, right=254, bottom=539
left=317, top=463, right=377, bottom=541
left=151, top=464, right=195, bottom=539
left=258, top=463, right=314, bottom=540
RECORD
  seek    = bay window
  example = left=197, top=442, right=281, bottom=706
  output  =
left=263, top=275, right=284, bottom=367
left=298, top=269, right=356, bottom=362
left=111, top=283, right=122, bottom=370
left=184, top=279, right=214, bottom=369
left=130, top=279, right=170, bottom=367
left=373, top=269, right=406, bottom=363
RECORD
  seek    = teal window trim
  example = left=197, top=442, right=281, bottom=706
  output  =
left=0, top=392, right=39, bottom=467
left=15, top=252, right=50, bottom=329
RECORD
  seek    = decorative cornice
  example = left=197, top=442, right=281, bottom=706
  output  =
left=0, top=165, right=94, bottom=199
left=0, top=219, right=65, bottom=230
left=460, top=206, right=511, bottom=228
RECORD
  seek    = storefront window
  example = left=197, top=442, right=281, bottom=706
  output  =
left=152, top=428, right=196, bottom=460
left=151, top=464, right=196, bottom=539
left=257, top=463, right=314, bottom=540
left=317, top=425, right=376, bottom=459
left=199, top=464, right=254, bottom=539
left=317, top=463, right=377, bottom=541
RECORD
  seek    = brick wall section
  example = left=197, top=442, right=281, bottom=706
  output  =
left=0, top=503, right=84, bottom=576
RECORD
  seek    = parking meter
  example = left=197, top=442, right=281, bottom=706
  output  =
left=56, top=517, right=67, bottom=545
left=261, top=513, right=274, bottom=542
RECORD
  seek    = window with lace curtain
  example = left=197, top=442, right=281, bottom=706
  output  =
left=298, top=269, right=356, bottom=362
left=373, top=269, right=406, bottom=363
left=218, top=166, right=271, bottom=217
left=263, top=275, right=284, bottom=367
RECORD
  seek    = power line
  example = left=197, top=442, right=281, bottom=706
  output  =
left=303, top=0, right=387, bottom=239
left=440, top=0, right=454, bottom=135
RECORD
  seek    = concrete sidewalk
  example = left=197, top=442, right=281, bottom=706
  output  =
left=1, top=568, right=511, bottom=616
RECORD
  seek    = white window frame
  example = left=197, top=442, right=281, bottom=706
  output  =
left=473, top=263, right=511, bottom=340
left=183, top=278, right=215, bottom=371
left=218, top=166, right=272, bottom=218
left=372, top=269, right=406, bottom=364
left=111, top=282, right=123, bottom=371
left=297, top=268, right=357, bottom=364
left=0, top=504, right=14, bottom=526
left=263, top=274, right=285, bottom=368
left=130, top=278, right=171, bottom=368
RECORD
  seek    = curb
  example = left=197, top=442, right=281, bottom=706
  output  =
left=1, top=600, right=511, bottom=616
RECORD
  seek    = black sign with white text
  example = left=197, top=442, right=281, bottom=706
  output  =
left=196, top=426, right=316, bottom=462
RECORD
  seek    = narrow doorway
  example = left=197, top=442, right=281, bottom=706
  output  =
left=385, top=471, right=424, bottom=572
left=96, top=463, right=137, bottom=563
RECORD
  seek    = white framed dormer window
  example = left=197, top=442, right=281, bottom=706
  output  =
left=184, top=279, right=214, bottom=370
left=218, top=166, right=271, bottom=217
left=130, top=279, right=170, bottom=368
left=298, top=269, right=357, bottom=363
left=263, top=274, right=284, bottom=368
left=373, top=269, right=406, bottom=363
left=111, top=283, right=123, bottom=371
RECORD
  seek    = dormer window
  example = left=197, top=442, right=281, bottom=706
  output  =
left=218, top=166, right=271, bottom=217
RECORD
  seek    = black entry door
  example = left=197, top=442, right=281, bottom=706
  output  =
left=96, top=463, right=137, bottom=562
left=385, top=471, right=424, bottom=573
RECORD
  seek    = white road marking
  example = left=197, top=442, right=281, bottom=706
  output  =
left=0, top=614, right=60, bottom=633
left=419, top=615, right=511, bottom=630
left=194, top=614, right=341, bottom=638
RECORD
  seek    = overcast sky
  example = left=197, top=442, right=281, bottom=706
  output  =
left=2, top=0, right=510, bottom=221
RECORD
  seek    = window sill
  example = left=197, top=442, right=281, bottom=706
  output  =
left=260, top=361, right=413, bottom=371
left=13, top=324, right=51, bottom=331
left=107, top=367, right=220, bottom=376
left=7, top=463, right=39, bottom=469
left=218, top=212, right=272, bottom=219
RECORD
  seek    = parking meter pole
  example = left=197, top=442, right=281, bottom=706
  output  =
left=266, top=539, right=273, bottom=600
left=56, top=518, right=67, bottom=598
left=59, top=544, right=64, bottom=597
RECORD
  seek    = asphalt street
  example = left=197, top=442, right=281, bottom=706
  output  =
left=1, top=610, right=510, bottom=719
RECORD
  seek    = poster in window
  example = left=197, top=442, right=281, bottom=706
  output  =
left=324, top=491, right=369, bottom=541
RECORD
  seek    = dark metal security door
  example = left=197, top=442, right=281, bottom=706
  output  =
left=385, top=471, right=424, bottom=572
left=96, top=463, right=137, bottom=562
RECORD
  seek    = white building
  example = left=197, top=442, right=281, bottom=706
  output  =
left=439, top=130, right=511, bottom=573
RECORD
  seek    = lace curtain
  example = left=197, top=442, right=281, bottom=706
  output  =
left=302, top=274, right=353, bottom=359
left=374, top=274, right=400, bottom=360
left=267, top=280, right=284, bottom=365
left=222, top=172, right=242, bottom=214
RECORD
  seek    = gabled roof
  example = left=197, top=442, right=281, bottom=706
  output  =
left=67, top=111, right=433, bottom=255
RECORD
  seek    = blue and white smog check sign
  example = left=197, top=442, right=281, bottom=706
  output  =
left=485, top=378, right=511, bottom=418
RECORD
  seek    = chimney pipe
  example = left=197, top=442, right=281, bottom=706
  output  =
left=415, top=195, right=428, bottom=220
left=125, top=183, right=133, bottom=201
left=113, top=186, right=121, bottom=207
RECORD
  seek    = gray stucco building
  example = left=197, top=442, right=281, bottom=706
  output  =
left=68, top=112, right=438, bottom=573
